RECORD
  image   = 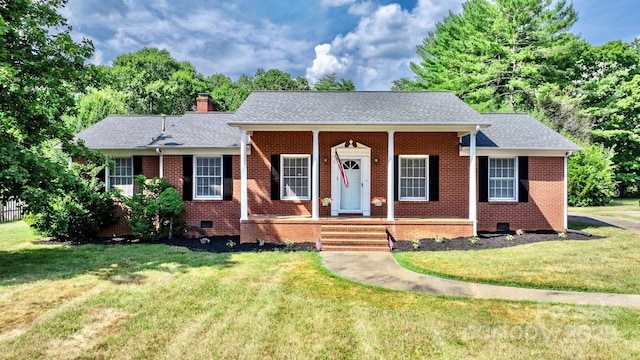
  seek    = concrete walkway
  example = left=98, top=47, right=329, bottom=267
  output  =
left=321, top=252, right=640, bottom=308
left=569, top=213, right=640, bottom=232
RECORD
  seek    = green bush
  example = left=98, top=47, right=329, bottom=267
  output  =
left=568, top=144, right=617, bottom=206
left=23, top=160, right=117, bottom=241
left=122, top=176, right=185, bottom=241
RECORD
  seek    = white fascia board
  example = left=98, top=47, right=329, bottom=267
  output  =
left=459, top=148, right=571, bottom=157
left=231, top=123, right=490, bottom=133
left=100, top=147, right=246, bottom=156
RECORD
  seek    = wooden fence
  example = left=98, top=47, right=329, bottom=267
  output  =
left=1, top=200, right=23, bottom=222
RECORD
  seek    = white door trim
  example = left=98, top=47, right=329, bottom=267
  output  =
left=330, top=142, right=371, bottom=216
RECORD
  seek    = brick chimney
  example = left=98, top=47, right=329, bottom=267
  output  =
left=196, top=93, right=215, bottom=112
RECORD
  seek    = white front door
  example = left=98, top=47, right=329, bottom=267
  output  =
left=330, top=143, right=371, bottom=216
left=339, top=159, right=361, bottom=212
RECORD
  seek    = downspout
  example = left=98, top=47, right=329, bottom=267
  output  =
left=156, top=148, right=163, bottom=178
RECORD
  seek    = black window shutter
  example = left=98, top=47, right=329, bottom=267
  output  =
left=429, top=155, right=439, bottom=201
left=223, top=155, right=233, bottom=201
left=132, top=156, right=143, bottom=194
left=183, top=155, right=193, bottom=201
left=97, top=167, right=106, bottom=193
left=518, top=156, right=529, bottom=203
left=133, top=156, right=143, bottom=175
left=393, top=155, right=399, bottom=201
left=270, top=154, right=281, bottom=200
left=479, top=156, right=489, bottom=202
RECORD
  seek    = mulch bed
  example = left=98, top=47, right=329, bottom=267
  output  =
left=33, top=230, right=599, bottom=253
left=392, top=230, right=599, bottom=252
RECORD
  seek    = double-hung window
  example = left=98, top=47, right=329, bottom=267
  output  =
left=281, top=155, right=310, bottom=200
left=399, top=155, right=428, bottom=200
left=489, top=158, right=517, bottom=201
left=195, top=156, right=222, bottom=199
left=109, top=157, right=133, bottom=196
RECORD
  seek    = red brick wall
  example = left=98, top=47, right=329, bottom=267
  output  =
left=249, top=131, right=469, bottom=219
left=99, top=154, right=241, bottom=237
left=477, top=157, right=565, bottom=231
left=394, top=132, right=469, bottom=219
left=163, top=155, right=241, bottom=236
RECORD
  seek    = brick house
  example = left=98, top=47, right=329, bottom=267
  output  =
left=76, top=91, right=579, bottom=248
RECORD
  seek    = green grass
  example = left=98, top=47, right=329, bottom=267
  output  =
left=395, top=222, right=640, bottom=294
left=1, top=221, right=640, bottom=359
left=570, top=198, right=640, bottom=220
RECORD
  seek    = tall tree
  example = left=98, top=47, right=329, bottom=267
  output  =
left=63, top=87, right=128, bottom=133
left=313, top=73, right=356, bottom=91
left=0, top=0, right=94, bottom=201
left=108, top=48, right=207, bottom=114
left=408, top=0, right=577, bottom=112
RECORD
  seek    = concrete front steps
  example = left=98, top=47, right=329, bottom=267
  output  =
left=320, top=224, right=390, bottom=251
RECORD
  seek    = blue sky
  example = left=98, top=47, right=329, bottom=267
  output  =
left=62, top=0, right=639, bottom=91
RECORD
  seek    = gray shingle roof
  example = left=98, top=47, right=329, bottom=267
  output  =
left=75, top=112, right=240, bottom=149
left=461, top=113, right=581, bottom=151
left=229, top=91, right=489, bottom=125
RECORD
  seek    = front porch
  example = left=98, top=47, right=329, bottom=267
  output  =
left=240, top=215, right=474, bottom=247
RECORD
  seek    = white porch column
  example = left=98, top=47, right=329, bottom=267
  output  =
left=469, top=127, right=478, bottom=236
left=240, top=130, right=248, bottom=221
left=312, top=130, right=319, bottom=220
left=158, top=153, right=164, bottom=178
left=564, top=152, right=571, bottom=230
left=387, top=131, right=395, bottom=221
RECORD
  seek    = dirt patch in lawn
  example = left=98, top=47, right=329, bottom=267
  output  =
left=33, top=230, right=599, bottom=253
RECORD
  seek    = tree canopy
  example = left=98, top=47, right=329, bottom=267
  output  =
left=405, top=0, right=577, bottom=112
left=0, top=0, right=94, bottom=201
left=398, top=0, right=640, bottom=202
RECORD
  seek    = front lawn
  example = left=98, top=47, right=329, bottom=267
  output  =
left=1, top=221, right=639, bottom=359
left=395, top=222, right=640, bottom=294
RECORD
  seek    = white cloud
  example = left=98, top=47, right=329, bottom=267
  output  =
left=306, top=0, right=463, bottom=90
left=306, top=44, right=350, bottom=84
left=348, top=1, right=375, bottom=16
left=320, top=0, right=357, bottom=7
left=65, top=1, right=311, bottom=79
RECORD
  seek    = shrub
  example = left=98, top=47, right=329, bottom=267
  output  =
left=412, top=239, right=421, bottom=250
left=23, top=159, right=117, bottom=241
left=568, top=144, right=617, bottom=206
left=122, top=176, right=184, bottom=241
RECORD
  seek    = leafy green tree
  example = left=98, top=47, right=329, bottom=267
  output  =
left=313, top=73, right=356, bottom=91
left=108, top=47, right=207, bottom=114
left=568, top=144, right=617, bottom=206
left=0, top=0, right=94, bottom=201
left=63, top=87, right=128, bottom=133
left=408, top=0, right=577, bottom=112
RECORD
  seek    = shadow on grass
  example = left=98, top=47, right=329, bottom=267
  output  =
left=568, top=217, right=620, bottom=230
left=0, top=243, right=235, bottom=287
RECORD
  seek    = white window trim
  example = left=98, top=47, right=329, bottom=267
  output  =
left=398, top=155, right=429, bottom=201
left=193, top=156, right=223, bottom=200
left=281, top=154, right=311, bottom=201
left=107, top=156, right=134, bottom=196
left=488, top=157, right=518, bottom=202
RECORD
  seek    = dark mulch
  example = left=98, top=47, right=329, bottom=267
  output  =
left=392, top=230, right=600, bottom=252
left=33, top=230, right=599, bottom=253
left=33, top=236, right=317, bottom=253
